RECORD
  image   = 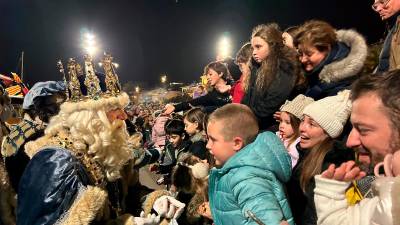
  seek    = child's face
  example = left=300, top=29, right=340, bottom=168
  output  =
left=278, top=111, right=295, bottom=140
left=206, top=68, right=222, bottom=87
left=169, top=134, right=183, bottom=148
left=251, top=36, right=270, bottom=63
left=184, top=118, right=198, bottom=136
left=206, top=121, right=236, bottom=166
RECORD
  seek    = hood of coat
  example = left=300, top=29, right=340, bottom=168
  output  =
left=319, top=29, right=368, bottom=83
left=218, top=131, right=292, bottom=183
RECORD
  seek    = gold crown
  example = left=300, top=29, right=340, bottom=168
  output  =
left=57, top=53, right=121, bottom=102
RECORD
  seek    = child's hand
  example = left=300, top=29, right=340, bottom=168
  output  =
left=273, top=111, right=281, bottom=122
left=163, top=104, right=175, bottom=115
left=321, top=161, right=366, bottom=182
left=280, top=221, right=289, bottom=225
left=198, top=202, right=212, bottom=220
left=149, top=164, right=159, bottom=172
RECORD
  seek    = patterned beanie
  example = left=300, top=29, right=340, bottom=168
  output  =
left=280, top=94, right=314, bottom=119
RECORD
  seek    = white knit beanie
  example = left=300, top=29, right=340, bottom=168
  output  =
left=303, top=90, right=352, bottom=138
left=280, top=94, right=314, bottom=119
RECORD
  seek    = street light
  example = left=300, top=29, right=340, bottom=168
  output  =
left=160, top=75, right=167, bottom=84
left=217, top=35, right=231, bottom=60
left=82, top=32, right=98, bottom=56
left=135, top=86, right=140, bottom=93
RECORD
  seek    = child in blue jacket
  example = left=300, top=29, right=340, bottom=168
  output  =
left=206, top=104, right=294, bottom=225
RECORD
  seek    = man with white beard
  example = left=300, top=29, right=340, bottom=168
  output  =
left=16, top=54, right=181, bottom=225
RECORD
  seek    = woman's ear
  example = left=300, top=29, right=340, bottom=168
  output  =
left=218, top=72, right=223, bottom=78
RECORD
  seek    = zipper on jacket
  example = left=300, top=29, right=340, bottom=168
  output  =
left=246, top=210, right=266, bottom=225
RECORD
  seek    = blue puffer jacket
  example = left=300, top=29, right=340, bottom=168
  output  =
left=208, top=131, right=294, bottom=225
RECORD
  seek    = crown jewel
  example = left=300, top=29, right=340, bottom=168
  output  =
left=57, top=53, right=121, bottom=102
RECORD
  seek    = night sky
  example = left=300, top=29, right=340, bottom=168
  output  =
left=0, top=0, right=385, bottom=89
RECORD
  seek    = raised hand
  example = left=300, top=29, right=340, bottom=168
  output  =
left=321, top=161, right=366, bottom=182
left=163, top=104, right=175, bottom=115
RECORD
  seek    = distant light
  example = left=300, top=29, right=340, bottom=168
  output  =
left=82, top=31, right=99, bottom=56
left=135, top=86, right=140, bottom=93
left=85, top=45, right=97, bottom=56
left=98, top=62, right=103, bottom=67
left=160, top=75, right=167, bottom=83
left=217, top=35, right=231, bottom=60
left=84, top=33, right=95, bottom=41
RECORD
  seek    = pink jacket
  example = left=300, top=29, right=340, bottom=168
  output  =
left=151, top=115, right=169, bottom=148
left=276, top=132, right=300, bottom=168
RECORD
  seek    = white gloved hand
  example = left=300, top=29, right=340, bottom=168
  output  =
left=134, top=211, right=161, bottom=225
left=153, top=195, right=186, bottom=219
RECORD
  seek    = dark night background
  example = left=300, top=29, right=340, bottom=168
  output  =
left=0, top=0, right=385, bottom=89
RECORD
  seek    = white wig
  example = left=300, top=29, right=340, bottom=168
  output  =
left=27, top=92, right=132, bottom=181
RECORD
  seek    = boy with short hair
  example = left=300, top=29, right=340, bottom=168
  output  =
left=157, top=119, right=191, bottom=177
left=206, top=104, right=294, bottom=225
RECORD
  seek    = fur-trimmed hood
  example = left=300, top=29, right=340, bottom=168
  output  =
left=319, top=29, right=368, bottom=83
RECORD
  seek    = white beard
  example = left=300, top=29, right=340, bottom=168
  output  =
left=88, top=119, right=132, bottom=182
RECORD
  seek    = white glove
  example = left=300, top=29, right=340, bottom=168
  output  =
left=153, top=195, right=186, bottom=219
left=134, top=211, right=161, bottom=225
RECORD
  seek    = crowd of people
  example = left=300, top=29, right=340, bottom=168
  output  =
left=0, top=0, right=399, bottom=225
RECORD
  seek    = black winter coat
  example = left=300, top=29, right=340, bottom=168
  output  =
left=174, top=89, right=231, bottom=113
left=241, top=58, right=297, bottom=130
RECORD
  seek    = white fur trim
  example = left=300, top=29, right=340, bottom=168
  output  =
left=60, top=92, right=130, bottom=114
left=55, top=185, right=107, bottom=225
left=319, top=29, right=368, bottom=83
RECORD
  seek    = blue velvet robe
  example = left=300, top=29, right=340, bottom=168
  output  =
left=17, top=147, right=92, bottom=225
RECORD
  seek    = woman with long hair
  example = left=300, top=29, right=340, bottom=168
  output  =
left=242, top=23, right=300, bottom=130
left=286, top=90, right=355, bottom=225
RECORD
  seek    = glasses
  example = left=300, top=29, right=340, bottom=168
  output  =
left=372, top=0, right=391, bottom=11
